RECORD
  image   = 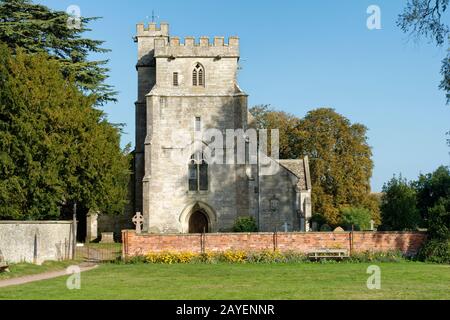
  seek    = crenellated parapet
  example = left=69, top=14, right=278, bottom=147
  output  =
left=136, top=22, right=169, bottom=38
left=154, top=36, right=239, bottom=58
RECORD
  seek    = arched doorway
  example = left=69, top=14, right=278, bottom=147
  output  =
left=180, top=202, right=217, bottom=233
left=189, top=210, right=209, bottom=233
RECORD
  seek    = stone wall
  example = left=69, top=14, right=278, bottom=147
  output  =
left=0, top=221, right=74, bottom=264
left=122, top=230, right=427, bottom=258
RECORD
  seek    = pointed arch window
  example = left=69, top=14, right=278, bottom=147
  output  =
left=189, top=152, right=208, bottom=191
left=193, top=63, right=205, bottom=87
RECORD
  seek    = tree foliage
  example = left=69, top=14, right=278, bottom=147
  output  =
left=297, top=108, right=376, bottom=225
left=249, top=105, right=301, bottom=159
left=249, top=105, right=379, bottom=226
left=417, top=198, right=450, bottom=263
left=380, top=175, right=421, bottom=231
left=0, top=44, right=130, bottom=220
left=414, top=166, right=450, bottom=220
left=398, top=0, right=450, bottom=103
left=414, top=167, right=450, bottom=262
left=339, top=207, right=372, bottom=231
left=0, top=0, right=116, bottom=104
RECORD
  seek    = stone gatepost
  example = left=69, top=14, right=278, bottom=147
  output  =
left=86, top=211, right=99, bottom=242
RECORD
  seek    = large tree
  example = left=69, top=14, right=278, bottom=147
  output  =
left=0, top=0, right=116, bottom=104
left=250, top=106, right=379, bottom=225
left=0, top=44, right=130, bottom=220
left=297, top=108, right=376, bottom=225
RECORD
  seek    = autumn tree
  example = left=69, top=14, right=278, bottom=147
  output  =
left=297, top=109, right=376, bottom=225
left=249, top=105, right=301, bottom=159
left=250, top=106, right=379, bottom=226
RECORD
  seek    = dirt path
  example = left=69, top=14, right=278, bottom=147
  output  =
left=0, top=263, right=98, bottom=288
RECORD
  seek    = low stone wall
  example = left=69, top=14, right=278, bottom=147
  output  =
left=0, top=221, right=74, bottom=264
left=122, top=230, right=427, bottom=258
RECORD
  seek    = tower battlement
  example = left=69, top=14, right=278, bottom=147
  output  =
left=168, top=36, right=239, bottom=47
left=136, top=22, right=169, bottom=37
left=154, top=36, right=239, bottom=58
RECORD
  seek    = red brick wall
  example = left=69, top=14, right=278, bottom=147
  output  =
left=122, top=230, right=426, bottom=258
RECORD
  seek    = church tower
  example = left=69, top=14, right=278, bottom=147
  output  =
left=134, top=22, right=249, bottom=233
left=134, top=22, right=169, bottom=215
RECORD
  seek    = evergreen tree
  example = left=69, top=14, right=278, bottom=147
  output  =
left=414, top=166, right=450, bottom=221
left=0, top=0, right=116, bottom=104
left=0, top=44, right=130, bottom=220
left=380, top=175, right=421, bottom=231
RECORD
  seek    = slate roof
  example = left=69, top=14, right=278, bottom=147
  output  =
left=278, top=157, right=311, bottom=191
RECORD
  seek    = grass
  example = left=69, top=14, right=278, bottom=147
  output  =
left=0, top=260, right=80, bottom=281
left=0, top=262, right=449, bottom=300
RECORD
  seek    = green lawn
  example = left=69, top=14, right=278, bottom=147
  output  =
left=0, top=262, right=448, bottom=300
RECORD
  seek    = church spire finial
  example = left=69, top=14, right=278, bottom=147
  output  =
left=151, top=10, right=159, bottom=23
left=145, top=10, right=159, bottom=23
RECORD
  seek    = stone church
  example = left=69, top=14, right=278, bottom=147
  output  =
left=133, top=22, right=312, bottom=234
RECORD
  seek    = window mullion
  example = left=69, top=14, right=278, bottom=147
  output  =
left=197, top=163, right=200, bottom=191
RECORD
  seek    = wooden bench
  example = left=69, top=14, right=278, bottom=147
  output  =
left=308, top=249, right=349, bottom=261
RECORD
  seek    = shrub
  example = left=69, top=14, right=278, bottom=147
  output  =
left=340, top=207, right=372, bottom=231
left=348, top=250, right=405, bottom=263
left=146, top=252, right=196, bottom=264
left=232, top=216, right=258, bottom=232
left=246, top=250, right=285, bottom=263
left=417, top=239, right=450, bottom=264
left=417, top=198, right=450, bottom=263
left=427, top=198, right=450, bottom=240
left=220, top=250, right=248, bottom=263
left=139, top=250, right=309, bottom=264
left=281, top=251, right=309, bottom=263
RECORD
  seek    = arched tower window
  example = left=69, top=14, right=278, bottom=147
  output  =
left=189, top=152, right=208, bottom=191
left=192, top=63, right=205, bottom=87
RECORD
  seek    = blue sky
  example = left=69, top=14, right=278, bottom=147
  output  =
left=39, top=0, right=449, bottom=191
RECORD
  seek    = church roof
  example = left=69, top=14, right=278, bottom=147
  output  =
left=278, top=157, right=312, bottom=191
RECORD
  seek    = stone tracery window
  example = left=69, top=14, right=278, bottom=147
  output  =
left=189, top=152, right=208, bottom=191
left=192, top=63, right=205, bottom=87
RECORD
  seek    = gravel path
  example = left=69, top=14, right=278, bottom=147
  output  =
left=0, top=263, right=98, bottom=288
